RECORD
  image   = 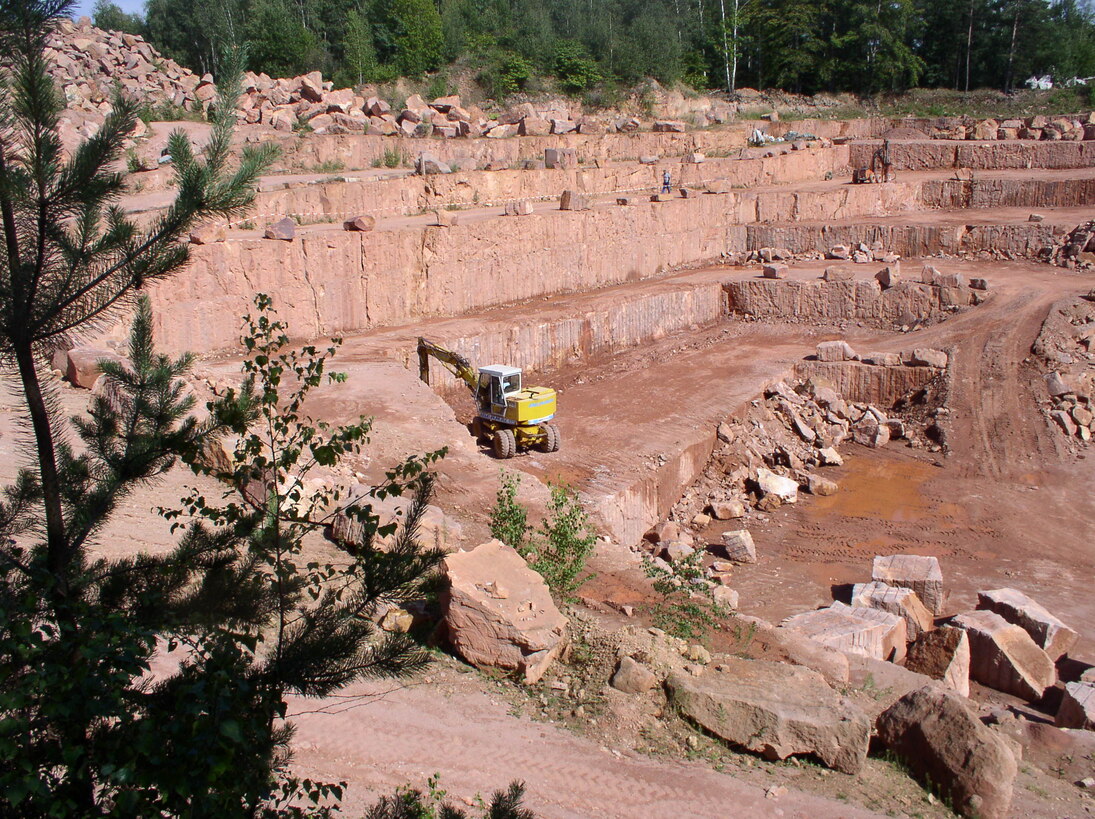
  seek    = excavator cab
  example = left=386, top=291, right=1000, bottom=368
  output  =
left=416, top=337, right=561, bottom=459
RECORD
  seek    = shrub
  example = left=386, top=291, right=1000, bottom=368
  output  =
left=553, top=41, right=600, bottom=94
left=489, top=470, right=531, bottom=550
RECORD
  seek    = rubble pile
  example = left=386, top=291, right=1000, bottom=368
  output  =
left=1031, top=296, right=1095, bottom=444
left=930, top=113, right=1095, bottom=142
left=1046, top=220, right=1095, bottom=269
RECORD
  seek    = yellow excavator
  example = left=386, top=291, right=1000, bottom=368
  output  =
left=417, top=337, right=561, bottom=459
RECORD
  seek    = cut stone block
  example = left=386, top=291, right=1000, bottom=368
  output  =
left=666, top=657, right=870, bottom=774
left=905, top=626, right=970, bottom=697
left=816, top=340, right=857, bottom=362
left=762, top=263, right=787, bottom=279
left=872, top=554, right=944, bottom=614
left=822, top=265, right=853, bottom=282
left=852, top=581, right=934, bottom=640
left=951, top=610, right=1056, bottom=701
left=781, top=601, right=906, bottom=662
left=342, top=215, right=376, bottom=232
left=877, top=685, right=1016, bottom=819
left=1055, top=681, right=1095, bottom=730
left=559, top=190, right=587, bottom=211
left=720, top=530, right=756, bottom=564
left=975, top=588, right=1078, bottom=660
left=503, top=200, right=534, bottom=217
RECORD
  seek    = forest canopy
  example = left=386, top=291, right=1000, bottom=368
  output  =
left=96, top=0, right=1095, bottom=97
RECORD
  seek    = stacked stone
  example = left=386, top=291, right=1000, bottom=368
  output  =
left=933, top=113, right=1095, bottom=141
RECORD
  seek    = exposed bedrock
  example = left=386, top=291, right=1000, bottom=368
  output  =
left=919, top=177, right=1095, bottom=209
left=793, top=361, right=938, bottom=407
left=725, top=278, right=976, bottom=327
left=849, top=139, right=1095, bottom=171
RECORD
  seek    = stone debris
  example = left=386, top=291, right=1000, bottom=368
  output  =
left=872, top=554, right=944, bottom=614
left=905, top=627, right=971, bottom=697
left=806, top=473, right=837, bottom=496
left=875, top=265, right=901, bottom=289
left=710, top=500, right=745, bottom=520
left=666, top=657, right=870, bottom=774
left=905, top=348, right=949, bottom=368
left=951, top=610, right=1056, bottom=700
left=610, top=656, right=657, bottom=694
left=851, top=581, right=934, bottom=640
left=1055, top=681, right=1095, bottom=730
left=720, top=530, right=757, bottom=564
left=781, top=601, right=906, bottom=662
left=877, top=685, right=1017, bottom=819
left=975, top=588, right=1078, bottom=660
left=442, top=540, right=567, bottom=684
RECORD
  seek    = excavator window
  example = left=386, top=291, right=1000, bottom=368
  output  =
left=502, top=373, right=521, bottom=394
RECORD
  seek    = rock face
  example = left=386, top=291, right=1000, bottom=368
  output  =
left=975, top=588, right=1078, bottom=660
left=666, top=657, right=870, bottom=774
left=442, top=540, right=567, bottom=683
left=951, top=610, right=1056, bottom=700
left=781, top=601, right=906, bottom=662
left=876, top=685, right=1017, bottom=819
left=852, top=581, right=934, bottom=640
left=905, top=627, right=970, bottom=697
left=1055, top=681, right=1095, bottom=729
left=871, top=554, right=944, bottom=614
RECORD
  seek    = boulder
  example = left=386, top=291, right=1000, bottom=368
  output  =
left=720, top=530, right=756, bottom=564
left=906, top=348, right=948, bottom=368
left=549, top=118, right=576, bottom=135
left=762, top=263, right=787, bottom=279
left=905, top=627, right=970, bottom=697
left=755, top=467, right=798, bottom=503
left=782, top=601, right=906, bottom=662
left=666, top=658, right=870, bottom=774
left=342, top=215, right=376, bottom=232
left=806, top=474, right=838, bottom=496
left=822, top=265, right=853, bottom=282
left=263, top=217, right=295, bottom=241
left=1055, top=681, right=1095, bottom=730
left=65, top=347, right=124, bottom=389
left=852, top=415, right=890, bottom=448
left=951, top=610, right=1055, bottom=700
left=1045, top=371, right=1071, bottom=397
left=876, top=685, right=1017, bottom=819
left=872, top=554, right=944, bottom=614
left=611, top=656, right=657, bottom=694
left=713, top=586, right=739, bottom=609
left=189, top=222, right=226, bottom=244
left=976, top=588, right=1078, bottom=660
left=652, top=120, right=687, bottom=133
left=415, top=153, right=451, bottom=175
left=518, top=116, right=550, bottom=136
left=559, top=190, right=587, bottom=211
left=710, top=500, right=745, bottom=520
left=852, top=581, right=934, bottom=640
left=442, top=540, right=567, bottom=683
left=875, top=265, right=901, bottom=289
left=818, top=447, right=843, bottom=466
left=503, top=200, right=534, bottom=217
left=815, top=340, right=857, bottom=362
left=544, top=147, right=577, bottom=169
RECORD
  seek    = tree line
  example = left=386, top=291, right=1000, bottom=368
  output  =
left=91, top=0, right=1095, bottom=99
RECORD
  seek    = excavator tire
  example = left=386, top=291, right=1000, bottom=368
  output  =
left=493, top=428, right=516, bottom=459
left=544, top=423, right=561, bottom=453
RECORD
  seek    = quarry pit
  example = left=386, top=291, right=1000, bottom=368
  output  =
left=14, top=55, right=1095, bottom=817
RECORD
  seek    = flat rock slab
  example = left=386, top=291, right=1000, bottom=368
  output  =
left=951, top=610, right=1056, bottom=701
left=976, top=588, right=1078, bottom=660
left=852, top=580, right=934, bottom=641
left=667, top=657, right=870, bottom=774
left=443, top=540, right=567, bottom=684
left=905, top=626, right=971, bottom=697
left=877, top=685, right=1017, bottom=819
left=781, top=601, right=906, bottom=662
left=1056, top=681, right=1095, bottom=730
left=872, top=554, right=944, bottom=614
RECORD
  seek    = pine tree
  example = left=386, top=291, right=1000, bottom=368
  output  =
left=0, top=1, right=448, bottom=813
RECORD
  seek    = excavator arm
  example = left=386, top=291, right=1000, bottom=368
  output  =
left=417, top=337, right=478, bottom=392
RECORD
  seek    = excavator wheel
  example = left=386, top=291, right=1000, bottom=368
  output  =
left=493, top=428, right=516, bottom=459
left=540, top=423, right=561, bottom=453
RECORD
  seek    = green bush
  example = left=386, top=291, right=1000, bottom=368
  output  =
left=644, top=550, right=729, bottom=641
left=553, top=41, right=600, bottom=94
left=489, top=470, right=531, bottom=550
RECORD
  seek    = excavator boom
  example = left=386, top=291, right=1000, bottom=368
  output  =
left=417, top=337, right=478, bottom=392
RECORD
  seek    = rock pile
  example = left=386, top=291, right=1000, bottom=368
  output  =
left=931, top=113, right=1095, bottom=142
left=1032, top=296, right=1095, bottom=445
left=1047, top=220, right=1095, bottom=269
